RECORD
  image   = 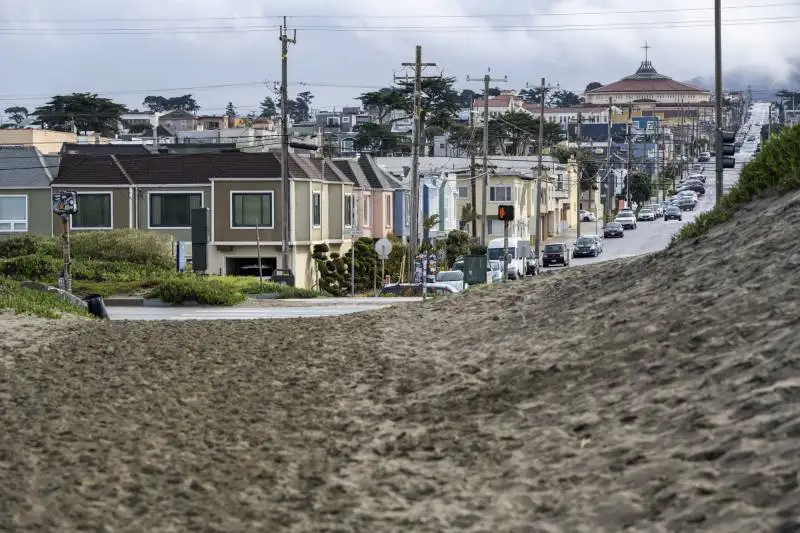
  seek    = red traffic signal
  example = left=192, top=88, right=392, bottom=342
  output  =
left=498, top=204, right=515, bottom=221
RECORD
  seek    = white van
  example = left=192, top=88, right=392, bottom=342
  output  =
left=487, top=237, right=531, bottom=280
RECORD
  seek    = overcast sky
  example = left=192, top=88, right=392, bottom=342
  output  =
left=1, top=0, right=798, bottom=116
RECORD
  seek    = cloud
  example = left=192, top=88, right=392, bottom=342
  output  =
left=0, top=0, right=796, bottom=113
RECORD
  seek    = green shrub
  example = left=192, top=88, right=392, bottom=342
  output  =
left=672, top=123, right=800, bottom=244
left=0, top=254, right=62, bottom=279
left=147, top=276, right=247, bottom=306
left=0, top=230, right=174, bottom=268
left=0, top=277, right=91, bottom=318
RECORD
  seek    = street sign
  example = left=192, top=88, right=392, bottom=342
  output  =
left=374, top=238, right=392, bottom=260
left=52, top=191, right=78, bottom=216
left=498, top=204, right=515, bottom=221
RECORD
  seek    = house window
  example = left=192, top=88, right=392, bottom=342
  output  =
left=489, top=185, right=512, bottom=202
left=344, top=194, right=353, bottom=227
left=404, top=194, right=411, bottom=227
left=385, top=195, right=392, bottom=227
left=0, top=195, right=27, bottom=232
left=489, top=219, right=503, bottom=234
left=362, top=195, right=371, bottom=226
left=72, top=193, right=112, bottom=229
left=457, top=186, right=469, bottom=199
left=149, top=192, right=202, bottom=228
left=231, top=192, right=273, bottom=228
left=312, top=192, right=321, bottom=227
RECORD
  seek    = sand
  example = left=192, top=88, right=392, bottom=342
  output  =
left=1, top=191, right=799, bottom=532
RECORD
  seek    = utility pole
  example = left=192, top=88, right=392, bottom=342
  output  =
left=398, top=46, right=438, bottom=283
left=606, top=97, right=613, bottom=218
left=279, top=17, right=296, bottom=276
left=467, top=68, right=507, bottom=246
left=526, top=77, right=556, bottom=260
left=626, top=103, right=633, bottom=208
left=469, top=101, right=477, bottom=239
left=714, top=0, right=724, bottom=204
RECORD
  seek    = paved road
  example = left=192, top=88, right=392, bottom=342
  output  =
left=109, top=305, right=394, bottom=321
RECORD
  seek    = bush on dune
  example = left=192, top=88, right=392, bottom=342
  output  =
left=672, top=123, right=800, bottom=244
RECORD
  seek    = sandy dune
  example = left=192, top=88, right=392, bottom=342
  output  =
left=1, top=192, right=799, bottom=532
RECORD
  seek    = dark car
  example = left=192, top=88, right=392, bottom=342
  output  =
left=572, top=236, right=601, bottom=258
left=603, top=222, right=624, bottom=238
left=679, top=183, right=706, bottom=195
left=542, top=243, right=570, bottom=267
left=664, top=205, right=682, bottom=221
left=676, top=197, right=695, bottom=211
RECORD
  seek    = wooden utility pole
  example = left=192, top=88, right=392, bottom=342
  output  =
left=714, top=0, right=724, bottom=204
left=279, top=17, right=296, bottom=276
left=626, top=103, right=633, bottom=208
left=606, top=97, right=614, bottom=218
left=469, top=102, right=478, bottom=238
left=397, top=46, right=437, bottom=283
left=525, top=78, right=556, bottom=259
left=467, top=69, right=507, bottom=246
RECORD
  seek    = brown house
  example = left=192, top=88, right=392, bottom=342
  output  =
left=51, top=152, right=355, bottom=288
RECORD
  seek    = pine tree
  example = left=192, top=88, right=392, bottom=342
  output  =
left=224, top=102, right=236, bottom=118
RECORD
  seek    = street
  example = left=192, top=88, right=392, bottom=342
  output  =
left=108, top=104, right=768, bottom=321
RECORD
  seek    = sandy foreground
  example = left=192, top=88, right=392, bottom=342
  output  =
left=2, top=193, right=800, bottom=532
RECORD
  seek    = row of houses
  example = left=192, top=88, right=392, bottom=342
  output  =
left=0, top=145, right=583, bottom=288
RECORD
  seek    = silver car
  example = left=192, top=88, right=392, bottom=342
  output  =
left=615, top=212, right=637, bottom=230
left=637, top=208, right=655, bottom=221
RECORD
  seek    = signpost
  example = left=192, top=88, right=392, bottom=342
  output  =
left=374, top=238, right=392, bottom=292
left=498, top=204, right=515, bottom=282
left=350, top=229, right=360, bottom=297
left=52, top=191, right=78, bottom=293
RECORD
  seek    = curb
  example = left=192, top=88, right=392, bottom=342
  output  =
left=103, top=298, right=201, bottom=307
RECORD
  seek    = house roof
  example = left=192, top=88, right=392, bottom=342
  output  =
left=307, top=157, right=347, bottom=183
left=472, top=95, right=514, bottom=108
left=61, top=143, right=152, bottom=155
left=331, top=160, right=362, bottom=187
left=53, top=152, right=345, bottom=186
left=52, top=154, right=131, bottom=186
left=586, top=61, right=709, bottom=94
left=0, top=146, right=53, bottom=189
left=357, top=155, right=390, bottom=189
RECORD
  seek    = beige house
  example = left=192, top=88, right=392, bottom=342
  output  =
left=50, top=152, right=355, bottom=289
left=0, top=129, right=78, bottom=154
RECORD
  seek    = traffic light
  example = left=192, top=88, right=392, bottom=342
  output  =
left=721, top=131, right=736, bottom=168
left=498, top=204, right=515, bottom=221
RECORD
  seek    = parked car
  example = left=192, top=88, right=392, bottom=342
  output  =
left=664, top=205, right=682, bottom=221
left=676, top=196, right=696, bottom=211
left=380, top=282, right=459, bottom=297
left=678, top=183, right=705, bottom=195
left=542, top=243, right=570, bottom=267
left=525, top=254, right=540, bottom=276
left=603, top=222, right=624, bottom=238
left=692, top=163, right=704, bottom=171
left=637, top=208, right=655, bottom=221
left=697, top=152, right=710, bottom=162
left=436, top=270, right=466, bottom=291
left=583, top=234, right=603, bottom=253
left=615, top=211, right=637, bottom=230
left=580, top=210, right=596, bottom=222
left=572, top=236, right=601, bottom=258
left=488, top=260, right=503, bottom=283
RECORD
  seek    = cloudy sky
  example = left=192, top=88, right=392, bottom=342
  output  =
left=1, top=0, right=798, bottom=115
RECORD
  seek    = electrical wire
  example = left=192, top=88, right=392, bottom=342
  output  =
left=3, top=2, right=798, bottom=23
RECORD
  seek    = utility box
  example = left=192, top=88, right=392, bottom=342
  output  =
left=463, top=255, right=488, bottom=285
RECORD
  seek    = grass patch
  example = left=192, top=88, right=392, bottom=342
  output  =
left=671, top=123, right=800, bottom=245
left=0, top=277, right=92, bottom=319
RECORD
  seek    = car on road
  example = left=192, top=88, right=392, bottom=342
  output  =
left=637, top=208, right=655, bottom=221
left=692, top=163, right=704, bottom=171
left=697, top=151, right=711, bottom=162
left=436, top=270, right=467, bottom=291
left=572, top=236, right=601, bottom=258
left=380, top=282, right=460, bottom=297
left=615, top=211, right=637, bottom=230
left=676, top=196, right=696, bottom=211
left=687, top=173, right=706, bottom=183
left=677, top=183, right=705, bottom=195
left=542, top=243, right=570, bottom=267
left=603, top=222, right=624, bottom=238
left=664, top=205, right=682, bottom=221
left=747, top=135, right=756, bottom=141
left=488, top=260, right=503, bottom=283
left=583, top=234, right=603, bottom=252
left=579, top=210, right=596, bottom=222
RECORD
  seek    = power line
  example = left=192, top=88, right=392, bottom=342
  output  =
left=0, top=16, right=797, bottom=35
left=2, top=2, right=796, bottom=23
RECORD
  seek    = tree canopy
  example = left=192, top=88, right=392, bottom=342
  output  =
left=358, top=88, right=406, bottom=124
left=488, top=111, right=563, bottom=155
left=585, top=81, right=603, bottom=92
left=518, top=87, right=583, bottom=107
left=259, top=96, right=277, bottom=118
left=142, top=94, right=199, bottom=113
left=3, top=106, right=29, bottom=128
left=33, top=93, right=127, bottom=136
left=624, top=172, right=652, bottom=206
left=278, top=91, right=314, bottom=123
left=353, top=122, right=409, bottom=155
left=225, top=102, right=236, bottom=118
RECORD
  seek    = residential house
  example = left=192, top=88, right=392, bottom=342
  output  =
left=50, top=152, right=355, bottom=289
left=421, top=171, right=460, bottom=238
left=330, top=155, right=400, bottom=240
left=0, top=146, right=55, bottom=237
left=160, top=110, right=197, bottom=135
left=0, top=129, right=78, bottom=154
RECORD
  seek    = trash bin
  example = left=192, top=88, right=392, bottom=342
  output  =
left=84, top=294, right=109, bottom=319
